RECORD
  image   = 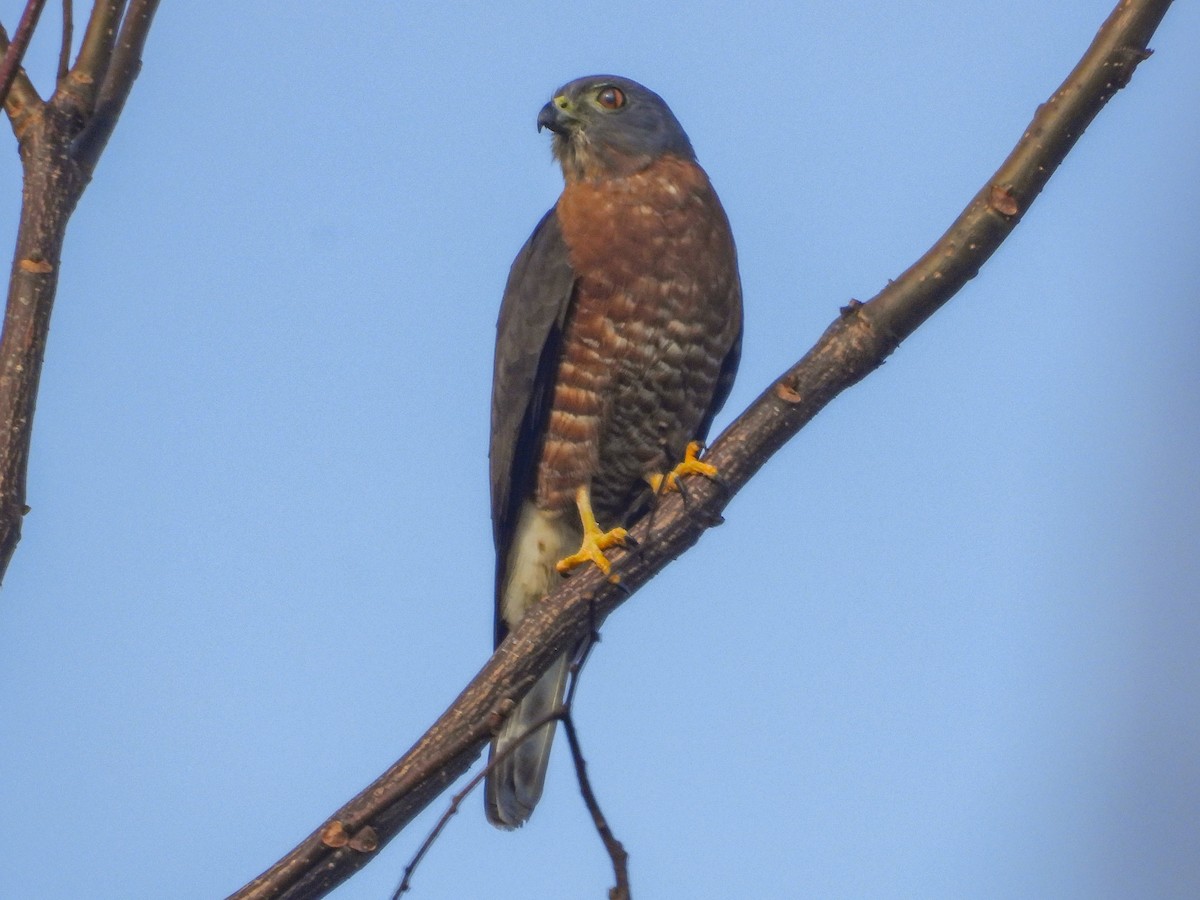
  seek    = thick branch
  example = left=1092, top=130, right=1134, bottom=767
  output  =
left=0, top=107, right=85, bottom=581
left=228, top=1, right=1175, bottom=898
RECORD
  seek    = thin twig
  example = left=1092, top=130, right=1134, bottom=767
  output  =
left=57, top=0, right=72, bottom=84
left=391, top=706, right=568, bottom=898
left=0, top=0, right=48, bottom=110
left=569, top=607, right=601, bottom=699
left=395, top=635, right=618, bottom=897
left=562, top=713, right=631, bottom=900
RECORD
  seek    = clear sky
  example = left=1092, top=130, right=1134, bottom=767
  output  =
left=0, top=2, right=1197, bottom=898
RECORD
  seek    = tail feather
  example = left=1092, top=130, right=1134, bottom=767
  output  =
left=485, top=653, right=569, bottom=828
left=486, top=501, right=577, bottom=828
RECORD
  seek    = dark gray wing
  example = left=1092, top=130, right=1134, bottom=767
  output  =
left=695, top=291, right=743, bottom=443
left=490, top=208, right=576, bottom=645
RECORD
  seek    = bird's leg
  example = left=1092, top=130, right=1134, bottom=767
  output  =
left=556, top=485, right=628, bottom=576
left=646, top=441, right=718, bottom=495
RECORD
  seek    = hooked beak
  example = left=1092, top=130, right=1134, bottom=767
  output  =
left=536, top=100, right=571, bottom=135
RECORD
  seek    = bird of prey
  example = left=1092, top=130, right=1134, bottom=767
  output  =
left=486, top=74, right=742, bottom=828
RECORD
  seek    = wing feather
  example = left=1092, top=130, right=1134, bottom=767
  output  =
left=489, top=208, right=576, bottom=644
left=696, top=306, right=742, bottom=443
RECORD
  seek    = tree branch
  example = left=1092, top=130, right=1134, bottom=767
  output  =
left=0, top=1, right=160, bottom=581
left=58, top=0, right=73, bottom=85
left=561, top=712, right=630, bottom=900
left=391, top=705, right=567, bottom=898
left=0, top=15, right=45, bottom=133
left=227, top=1, right=1176, bottom=897
left=65, top=0, right=123, bottom=112
left=0, top=0, right=48, bottom=111
left=73, top=0, right=158, bottom=172
left=393, top=634, right=627, bottom=898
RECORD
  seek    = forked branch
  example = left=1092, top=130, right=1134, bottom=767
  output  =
left=393, top=636, right=630, bottom=899
left=0, top=0, right=161, bottom=581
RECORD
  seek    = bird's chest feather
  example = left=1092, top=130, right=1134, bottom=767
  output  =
left=557, top=155, right=728, bottom=308
left=535, top=156, right=738, bottom=517
left=554, top=156, right=734, bottom=381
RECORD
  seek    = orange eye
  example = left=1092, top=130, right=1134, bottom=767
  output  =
left=596, top=86, right=626, bottom=110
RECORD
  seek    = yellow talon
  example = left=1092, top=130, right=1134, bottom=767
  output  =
left=556, top=485, right=627, bottom=575
left=647, top=441, right=718, bottom=494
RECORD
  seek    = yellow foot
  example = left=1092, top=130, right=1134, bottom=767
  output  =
left=647, top=441, right=718, bottom=494
left=556, top=486, right=627, bottom=576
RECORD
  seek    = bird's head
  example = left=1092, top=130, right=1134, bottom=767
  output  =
left=537, top=75, right=696, bottom=181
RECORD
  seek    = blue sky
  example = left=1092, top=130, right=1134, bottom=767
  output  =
left=0, top=2, right=1197, bottom=898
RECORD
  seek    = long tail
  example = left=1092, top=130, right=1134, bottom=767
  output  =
left=485, top=501, right=576, bottom=828
left=484, top=653, right=569, bottom=828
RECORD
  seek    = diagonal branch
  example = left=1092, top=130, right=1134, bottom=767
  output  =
left=0, top=0, right=48, bottom=111
left=393, top=633, right=625, bottom=899
left=0, top=13, right=45, bottom=133
left=74, top=0, right=159, bottom=172
left=228, top=1, right=1175, bottom=898
left=392, top=705, right=567, bottom=898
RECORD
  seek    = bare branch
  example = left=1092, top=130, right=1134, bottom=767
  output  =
left=0, top=138, right=82, bottom=582
left=0, top=0, right=47, bottom=111
left=392, top=706, right=567, bottom=898
left=74, top=0, right=159, bottom=172
left=57, top=0, right=73, bottom=85
left=0, top=0, right=159, bottom=579
left=562, top=713, right=630, bottom=900
left=99, top=0, right=156, bottom=107
left=0, top=15, right=45, bottom=131
left=227, top=3, right=1176, bottom=896
left=394, top=635, right=620, bottom=898
left=68, top=0, right=123, bottom=108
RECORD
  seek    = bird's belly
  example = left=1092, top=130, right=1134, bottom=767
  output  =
left=535, top=281, right=730, bottom=526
